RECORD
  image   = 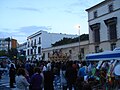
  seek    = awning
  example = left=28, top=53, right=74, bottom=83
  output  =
left=0, top=56, right=8, bottom=59
left=86, top=50, right=120, bottom=61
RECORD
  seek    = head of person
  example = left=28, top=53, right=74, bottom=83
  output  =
left=34, top=67, right=41, bottom=74
left=11, top=63, right=14, bottom=68
left=82, top=61, right=86, bottom=66
left=17, top=68, right=26, bottom=76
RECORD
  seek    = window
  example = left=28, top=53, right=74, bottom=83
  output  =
left=31, top=40, right=33, bottom=47
left=104, top=17, right=117, bottom=41
left=38, top=47, right=41, bottom=54
left=95, top=46, right=99, bottom=53
left=38, top=37, right=41, bottom=44
left=93, top=11, right=97, bottom=18
left=108, top=23, right=117, bottom=40
left=34, top=39, right=36, bottom=46
left=48, top=53, right=50, bottom=58
left=42, top=53, right=45, bottom=60
left=90, top=23, right=100, bottom=43
left=111, top=43, right=116, bottom=50
left=81, top=48, right=84, bottom=57
left=28, top=42, right=30, bottom=47
left=94, top=29, right=100, bottom=43
left=69, top=50, right=72, bottom=54
left=31, top=49, right=33, bottom=55
left=27, top=49, right=29, bottom=55
left=109, top=4, right=113, bottom=12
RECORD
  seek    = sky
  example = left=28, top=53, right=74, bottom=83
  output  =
left=0, top=0, right=104, bottom=44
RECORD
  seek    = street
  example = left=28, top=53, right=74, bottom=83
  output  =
left=0, top=74, right=15, bottom=90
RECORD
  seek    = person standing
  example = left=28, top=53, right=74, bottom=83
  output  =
left=30, top=67, right=43, bottom=90
left=15, top=68, right=30, bottom=90
left=78, top=61, right=88, bottom=79
left=9, top=63, right=16, bottom=88
left=65, top=61, right=77, bottom=90
left=44, top=63, right=54, bottom=90
left=60, top=63, right=67, bottom=90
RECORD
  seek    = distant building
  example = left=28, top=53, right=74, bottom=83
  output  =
left=17, top=42, right=27, bottom=56
left=26, top=30, right=78, bottom=61
left=0, top=38, right=8, bottom=51
left=0, top=37, right=17, bottom=51
left=86, top=0, right=120, bottom=53
left=11, top=39, right=17, bottom=48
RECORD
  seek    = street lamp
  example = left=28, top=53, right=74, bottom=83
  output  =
left=78, top=26, right=81, bottom=60
left=75, top=25, right=81, bottom=60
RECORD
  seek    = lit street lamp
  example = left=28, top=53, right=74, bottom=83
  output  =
left=78, top=25, right=80, bottom=56
left=76, top=25, right=81, bottom=60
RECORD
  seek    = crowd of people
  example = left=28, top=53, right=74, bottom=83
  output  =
left=2, top=59, right=120, bottom=90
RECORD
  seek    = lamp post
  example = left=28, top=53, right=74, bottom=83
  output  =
left=78, top=26, right=81, bottom=60
left=75, top=25, right=81, bottom=61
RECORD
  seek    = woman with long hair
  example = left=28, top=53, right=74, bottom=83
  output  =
left=15, top=68, right=30, bottom=90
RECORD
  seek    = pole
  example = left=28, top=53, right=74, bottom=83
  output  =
left=78, top=26, right=81, bottom=60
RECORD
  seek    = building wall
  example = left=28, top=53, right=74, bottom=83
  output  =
left=26, top=30, right=78, bottom=61
left=0, top=38, right=8, bottom=51
left=17, top=42, right=27, bottom=56
left=11, top=39, right=17, bottom=48
left=41, top=31, right=78, bottom=48
left=86, top=0, right=120, bottom=53
left=0, top=38, right=17, bottom=51
left=42, top=41, right=89, bottom=61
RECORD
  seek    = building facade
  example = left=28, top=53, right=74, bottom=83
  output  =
left=0, top=38, right=9, bottom=51
left=86, top=0, right=120, bottom=53
left=26, top=30, right=78, bottom=61
left=42, top=40, right=89, bottom=61
left=17, top=42, right=27, bottom=57
left=0, top=37, right=17, bottom=51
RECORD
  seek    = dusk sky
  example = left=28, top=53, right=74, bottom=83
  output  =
left=0, top=0, right=104, bottom=44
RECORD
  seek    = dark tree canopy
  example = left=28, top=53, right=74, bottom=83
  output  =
left=52, top=34, right=89, bottom=47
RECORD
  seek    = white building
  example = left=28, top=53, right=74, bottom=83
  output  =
left=17, top=42, right=27, bottom=56
left=86, top=0, right=120, bottom=53
left=26, top=30, right=78, bottom=61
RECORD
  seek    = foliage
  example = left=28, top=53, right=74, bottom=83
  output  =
left=51, top=34, right=89, bottom=47
left=5, top=37, right=11, bottom=41
left=0, top=50, right=7, bottom=57
left=9, top=48, right=18, bottom=60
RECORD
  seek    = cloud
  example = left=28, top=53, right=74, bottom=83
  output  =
left=64, top=10, right=81, bottom=16
left=17, top=26, right=52, bottom=34
left=11, top=7, right=41, bottom=13
left=0, top=26, right=52, bottom=44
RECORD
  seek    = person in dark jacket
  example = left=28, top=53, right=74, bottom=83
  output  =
left=44, top=64, right=54, bottom=90
left=65, top=61, right=77, bottom=90
left=9, top=63, right=16, bottom=88
left=30, top=67, right=43, bottom=90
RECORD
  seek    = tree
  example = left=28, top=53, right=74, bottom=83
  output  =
left=9, top=48, right=18, bottom=60
left=51, top=34, right=89, bottom=47
left=0, top=50, right=7, bottom=57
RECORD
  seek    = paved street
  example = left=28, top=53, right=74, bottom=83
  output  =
left=0, top=74, right=15, bottom=90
